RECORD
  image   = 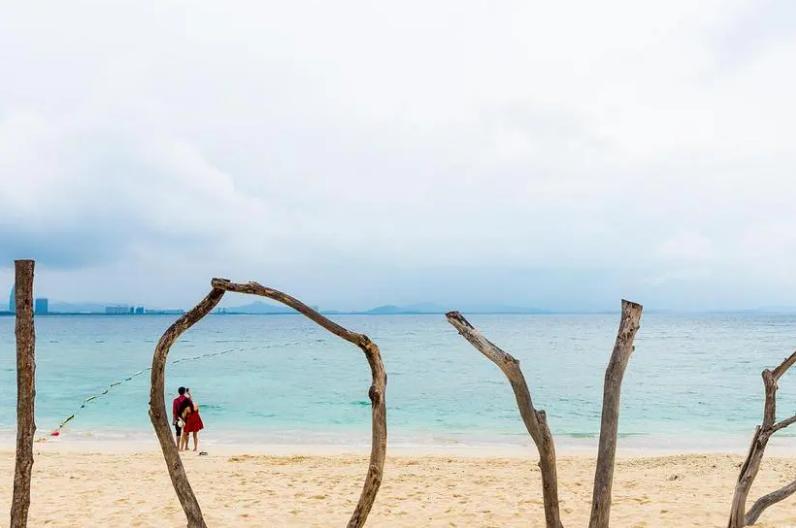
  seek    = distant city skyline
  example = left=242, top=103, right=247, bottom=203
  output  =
left=5, top=285, right=49, bottom=315
left=2, top=278, right=796, bottom=316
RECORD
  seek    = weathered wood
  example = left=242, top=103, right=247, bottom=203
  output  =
left=728, top=350, right=796, bottom=528
left=149, top=287, right=225, bottom=528
left=447, top=301, right=643, bottom=528
left=211, top=279, right=387, bottom=528
left=445, top=311, right=563, bottom=528
left=151, top=279, right=387, bottom=528
left=10, top=260, right=36, bottom=528
left=745, top=479, right=796, bottom=525
left=588, top=299, right=643, bottom=528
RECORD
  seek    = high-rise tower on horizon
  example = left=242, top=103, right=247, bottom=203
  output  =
left=35, top=298, right=48, bottom=315
left=8, top=286, right=14, bottom=313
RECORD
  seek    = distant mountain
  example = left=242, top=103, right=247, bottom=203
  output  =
left=223, top=301, right=296, bottom=314
left=457, top=303, right=550, bottom=314
left=363, top=303, right=445, bottom=314
left=219, top=301, right=550, bottom=315
left=754, top=305, right=796, bottom=313
left=363, top=305, right=406, bottom=314
left=362, top=303, right=549, bottom=314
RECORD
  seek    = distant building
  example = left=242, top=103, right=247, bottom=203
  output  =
left=105, top=305, right=130, bottom=314
left=9, top=286, right=15, bottom=313
left=134, top=306, right=144, bottom=314
left=34, top=298, right=48, bottom=315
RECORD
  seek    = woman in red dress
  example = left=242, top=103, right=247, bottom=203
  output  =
left=181, top=389, right=205, bottom=452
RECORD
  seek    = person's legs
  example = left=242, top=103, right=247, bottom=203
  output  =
left=175, top=425, right=181, bottom=447
left=192, top=431, right=198, bottom=451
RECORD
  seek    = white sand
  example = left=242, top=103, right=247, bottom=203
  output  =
left=2, top=444, right=796, bottom=527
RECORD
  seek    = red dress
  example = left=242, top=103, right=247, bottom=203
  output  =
left=184, top=407, right=204, bottom=433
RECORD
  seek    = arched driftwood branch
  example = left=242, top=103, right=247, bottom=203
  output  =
left=446, top=299, right=642, bottom=528
left=11, top=259, right=36, bottom=528
left=728, top=350, right=796, bottom=528
left=149, top=278, right=387, bottom=528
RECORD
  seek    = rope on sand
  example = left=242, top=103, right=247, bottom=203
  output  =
left=43, top=345, right=251, bottom=439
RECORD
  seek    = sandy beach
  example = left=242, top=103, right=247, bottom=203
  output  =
left=2, top=445, right=796, bottom=527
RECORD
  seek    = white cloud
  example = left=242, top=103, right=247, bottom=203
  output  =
left=0, top=0, right=795, bottom=309
left=657, top=233, right=714, bottom=261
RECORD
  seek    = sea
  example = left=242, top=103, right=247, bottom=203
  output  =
left=0, top=312, right=794, bottom=452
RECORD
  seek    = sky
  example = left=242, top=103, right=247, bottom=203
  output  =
left=1, top=0, right=795, bottom=311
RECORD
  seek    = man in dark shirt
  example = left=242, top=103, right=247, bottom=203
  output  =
left=172, top=386, right=187, bottom=445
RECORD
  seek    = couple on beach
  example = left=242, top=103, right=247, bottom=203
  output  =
left=172, top=386, right=204, bottom=452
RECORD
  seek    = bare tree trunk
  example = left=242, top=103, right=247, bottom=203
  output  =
left=149, top=287, right=224, bottom=528
left=445, top=311, right=563, bottom=528
left=150, top=278, right=387, bottom=528
left=211, top=279, right=387, bottom=528
left=588, top=299, right=643, bottom=528
left=10, top=259, right=36, bottom=528
left=728, top=350, right=796, bottom=528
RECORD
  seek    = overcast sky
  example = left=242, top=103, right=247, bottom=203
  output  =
left=1, top=1, right=795, bottom=311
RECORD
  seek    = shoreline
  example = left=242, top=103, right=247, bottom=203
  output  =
left=2, top=429, right=795, bottom=457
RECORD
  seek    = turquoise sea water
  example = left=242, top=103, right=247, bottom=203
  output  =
left=0, top=312, right=794, bottom=448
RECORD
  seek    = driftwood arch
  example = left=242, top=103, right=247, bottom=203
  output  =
left=148, top=278, right=387, bottom=528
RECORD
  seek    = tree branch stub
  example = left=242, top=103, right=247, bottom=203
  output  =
left=588, top=299, right=643, bottom=528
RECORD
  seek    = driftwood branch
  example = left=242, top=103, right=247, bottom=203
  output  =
left=588, top=299, right=642, bottom=528
left=149, top=287, right=225, bottom=528
left=211, top=279, right=387, bottom=528
left=10, top=260, right=36, bottom=528
left=150, top=279, right=387, bottom=528
left=745, top=479, right=796, bottom=525
left=446, top=300, right=642, bottom=528
left=728, top=350, right=796, bottom=527
left=771, top=414, right=796, bottom=433
left=445, top=311, right=563, bottom=528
